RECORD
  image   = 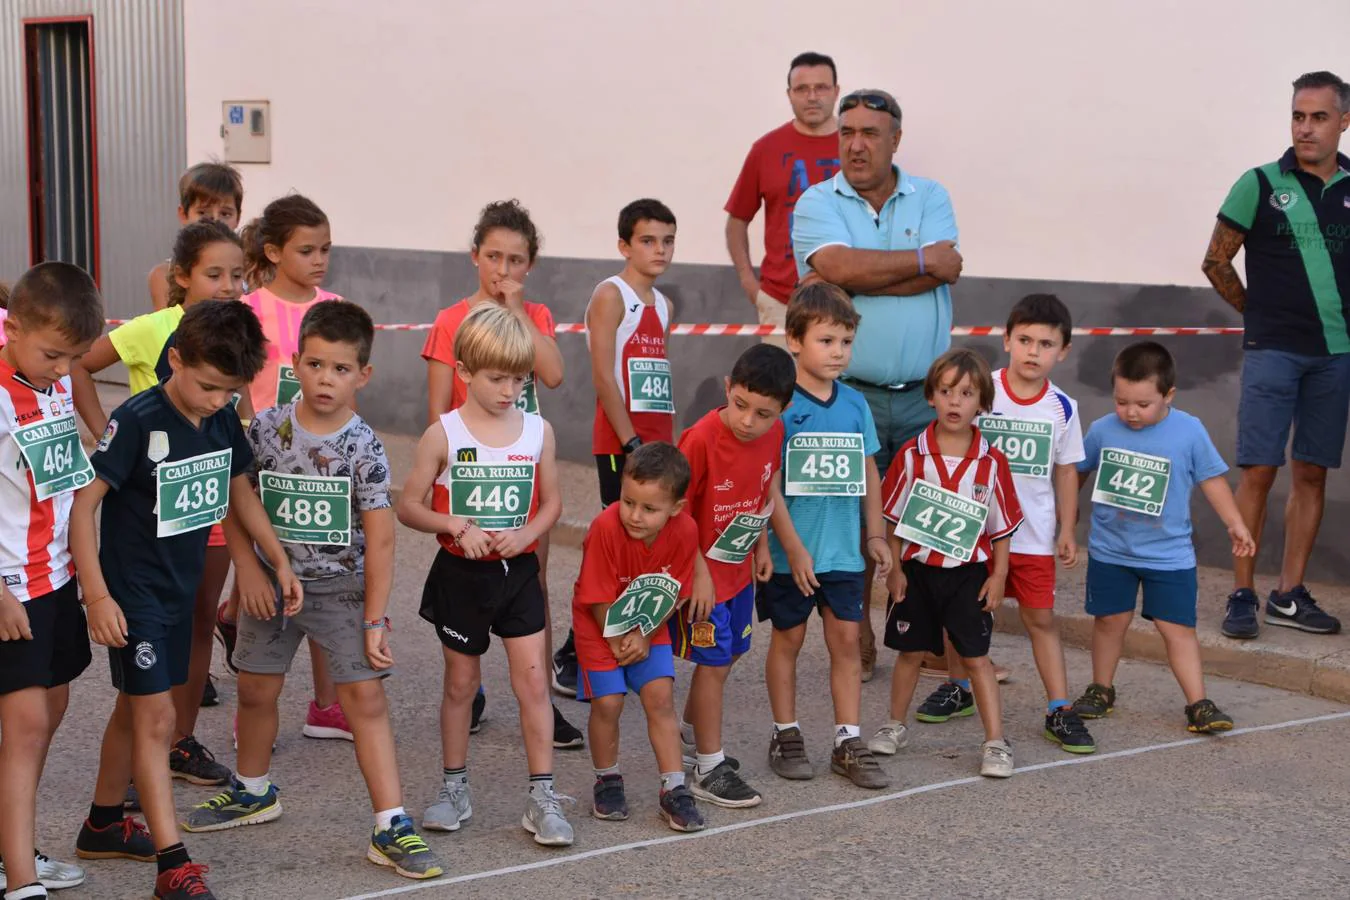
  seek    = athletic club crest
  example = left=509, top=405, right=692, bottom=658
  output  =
left=973, top=483, right=990, bottom=504
left=1269, top=189, right=1300, bottom=211
left=133, top=641, right=157, bottom=670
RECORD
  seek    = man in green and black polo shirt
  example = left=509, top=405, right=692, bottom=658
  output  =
left=1203, top=70, right=1350, bottom=640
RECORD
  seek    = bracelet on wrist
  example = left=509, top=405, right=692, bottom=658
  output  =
left=362, top=617, right=390, bottom=632
left=917, top=245, right=927, bottom=276
left=451, top=519, right=476, bottom=546
left=82, top=594, right=109, bottom=610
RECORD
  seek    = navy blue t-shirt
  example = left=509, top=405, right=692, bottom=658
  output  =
left=91, top=384, right=252, bottom=624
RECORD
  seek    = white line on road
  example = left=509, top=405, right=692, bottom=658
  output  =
left=336, top=709, right=1350, bottom=900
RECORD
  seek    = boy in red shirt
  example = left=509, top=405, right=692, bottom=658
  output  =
left=671, top=344, right=796, bottom=808
left=573, top=443, right=712, bottom=832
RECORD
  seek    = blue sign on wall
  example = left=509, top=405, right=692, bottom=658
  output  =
left=228, top=105, right=244, bottom=125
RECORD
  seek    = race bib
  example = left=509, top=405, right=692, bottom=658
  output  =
left=626, top=358, right=674, bottom=414
left=896, top=481, right=989, bottom=562
left=977, top=415, right=1054, bottom=479
left=448, top=462, right=536, bottom=530
left=14, top=414, right=94, bottom=500
left=1092, top=448, right=1170, bottom=516
left=706, top=511, right=770, bottom=564
left=784, top=432, right=865, bottom=496
left=259, top=471, right=352, bottom=545
left=155, top=448, right=232, bottom=537
left=515, top=373, right=540, bottom=414
left=603, top=572, right=681, bottom=638
left=276, top=365, right=302, bottom=407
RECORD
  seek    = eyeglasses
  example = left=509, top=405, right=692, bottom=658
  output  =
left=839, top=92, right=901, bottom=121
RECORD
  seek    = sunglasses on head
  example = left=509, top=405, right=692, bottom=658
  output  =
left=839, top=92, right=900, bottom=120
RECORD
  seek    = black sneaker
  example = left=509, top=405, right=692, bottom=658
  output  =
left=213, top=607, right=238, bottom=676
left=74, top=817, right=155, bottom=862
left=552, top=704, right=584, bottom=749
left=1044, top=708, right=1096, bottom=754
left=470, top=687, right=485, bottom=735
left=551, top=632, right=578, bottom=698
left=169, top=735, right=232, bottom=786
left=1222, top=588, right=1260, bottom=639
left=153, top=861, right=215, bottom=900
left=200, top=675, right=219, bottom=708
left=1186, top=698, right=1234, bottom=734
left=915, top=682, right=975, bottom=723
left=591, top=774, right=628, bottom=820
left=1071, top=682, right=1116, bottom=719
left=691, top=760, right=762, bottom=809
left=658, top=785, right=705, bottom=832
left=1265, top=585, right=1341, bottom=634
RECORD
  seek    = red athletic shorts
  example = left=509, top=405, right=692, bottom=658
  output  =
left=1006, top=553, right=1056, bottom=609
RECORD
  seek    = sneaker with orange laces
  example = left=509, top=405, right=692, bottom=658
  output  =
left=154, top=861, right=215, bottom=899
left=74, top=816, right=155, bottom=861
left=303, top=700, right=354, bottom=741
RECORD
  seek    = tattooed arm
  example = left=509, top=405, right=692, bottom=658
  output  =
left=1201, top=220, right=1247, bottom=314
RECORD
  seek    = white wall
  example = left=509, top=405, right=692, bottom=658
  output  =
left=185, top=0, right=1350, bottom=287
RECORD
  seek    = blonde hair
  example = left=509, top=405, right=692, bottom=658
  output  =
left=454, top=303, right=534, bottom=375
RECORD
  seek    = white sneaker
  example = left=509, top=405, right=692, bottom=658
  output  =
left=867, top=723, right=910, bottom=756
left=522, top=786, right=574, bottom=847
left=423, top=779, right=472, bottom=832
left=980, top=739, right=1014, bottom=778
left=0, top=850, right=86, bottom=890
left=6, top=884, right=49, bottom=899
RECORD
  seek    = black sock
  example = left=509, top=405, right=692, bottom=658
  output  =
left=156, top=842, right=190, bottom=874
left=88, top=802, right=123, bottom=830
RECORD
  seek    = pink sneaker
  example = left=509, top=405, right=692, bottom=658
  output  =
left=303, top=700, right=353, bottom=741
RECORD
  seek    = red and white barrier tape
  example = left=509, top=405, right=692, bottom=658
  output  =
left=104, top=319, right=1242, bottom=337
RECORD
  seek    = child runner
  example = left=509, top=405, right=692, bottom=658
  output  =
left=760, top=285, right=891, bottom=789
left=420, top=199, right=580, bottom=747
left=556, top=199, right=679, bottom=690
left=1072, top=342, right=1255, bottom=732
left=183, top=301, right=444, bottom=880
left=72, top=300, right=300, bottom=900
left=398, top=304, right=572, bottom=846
left=870, top=349, right=1022, bottom=779
left=574, top=443, right=709, bottom=832
left=148, top=163, right=243, bottom=311
left=0, top=263, right=103, bottom=900
left=215, top=194, right=348, bottom=742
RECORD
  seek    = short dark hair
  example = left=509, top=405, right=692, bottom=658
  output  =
left=472, top=199, right=541, bottom=263
left=179, top=161, right=243, bottom=213
left=0, top=281, right=10, bottom=310
left=298, top=300, right=374, bottom=367
left=1293, top=70, right=1350, bottom=114
left=1005, top=293, right=1073, bottom=346
left=623, top=441, right=691, bottom=501
left=924, top=348, right=995, bottom=413
left=1112, top=341, right=1175, bottom=395
left=173, top=299, right=267, bottom=381
left=8, top=261, right=104, bottom=344
left=785, top=281, right=859, bottom=341
left=618, top=199, right=676, bottom=244
left=729, top=344, right=796, bottom=408
left=787, top=52, right=837, bottom=86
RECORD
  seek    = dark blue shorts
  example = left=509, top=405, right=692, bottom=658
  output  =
left=756, top=571, right=865, bottom=631
left=1237, top=349, right=1350, bottom=469
left=108, top=613, right=193, bottom=696
left=1085, top=557, right=1197, bottom=627
left=578, top=644, right=675, bottom=700
left=669, top=582, right=754, bottom=666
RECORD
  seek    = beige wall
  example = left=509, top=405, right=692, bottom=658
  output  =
left=185, top=0, right=1350, bottom=287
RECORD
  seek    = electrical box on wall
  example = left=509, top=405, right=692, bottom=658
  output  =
left=221, top=101, right=270, bottom=163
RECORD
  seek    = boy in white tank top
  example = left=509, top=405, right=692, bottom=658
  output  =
left=396, top=305, right=573, bottom=847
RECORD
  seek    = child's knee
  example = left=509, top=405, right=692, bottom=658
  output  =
left=1, top=700, right=53, bottom=754
left=509, top=662, right=549, bottom=703
left=638, top=678, right=676, bottom=712
left=237, top=673, right=283, bottom=709
left=771, top=624, right=808, bottom=652
left=130, top=698, right=177, bottom=741
left=337, top=679, right=387, bottom=721
left=589, top=695, right=624, bottom=722
left=896, top=651, right=925, bottom=670
left=1019, top=606, right=1055, bottom=634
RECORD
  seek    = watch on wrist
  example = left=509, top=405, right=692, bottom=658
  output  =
left=622, top=436, right=643, bottom=454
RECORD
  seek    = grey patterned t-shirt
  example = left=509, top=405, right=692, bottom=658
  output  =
left=246, top=402, right=391, bottom=581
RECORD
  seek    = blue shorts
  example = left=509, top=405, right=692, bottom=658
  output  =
left=578, top=644, right=675, bottom=700
left=108, top=613, right=193, bottom=696
left=1237, top=349, right=1350, bottom=469
left=669, top=582, right=754, bottom=666
left=756, top=571, right=865, bottom=630
left=1085, top=557, right=1197, bottom=628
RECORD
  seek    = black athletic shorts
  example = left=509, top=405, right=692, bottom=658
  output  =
left=594, top=453, right=627, bottom=507
left=884, top=559, right=993, bottom=658
left=0, top=581, right=91, bottom=694
left=420, top=549, right=544, bottom=656
left=109, top=610, right=193, bottom=696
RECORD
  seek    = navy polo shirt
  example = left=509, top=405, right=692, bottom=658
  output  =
left=91, top=384, right=252, bottom=625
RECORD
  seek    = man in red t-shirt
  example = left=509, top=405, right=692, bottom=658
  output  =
left=725, top=52, right=842, bottom=349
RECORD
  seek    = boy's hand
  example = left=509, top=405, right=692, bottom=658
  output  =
left=276, top=565, right=304, bottom=617
left=605, top=634, right=628, bottom=663
left=490, top=529, right=531, bottom=559
left=867, top=536, right=893, bottom=579
left=687, top=569, right=715, bottom=623
left=978, top=573, right=1007, bottom=612
left=887, top=564, right=907, bottom=603
left=1228, top=521, right=1256, bottom=557
left=238, top=563, right=280, bottom=621
left=457, top=525, right=493, bottom=560
left=85, top=595, right=128, bottom=647
left=0, top=591, right=33, bottom=641
left=617, top=629, right=652, bottom=665
left=753, top=541, right=774, bottom=582
left=1057, top=533, right=1079, bottom=569
left=787, top=544, right=819, bottom=597
left=365, top=627, right=394, bottom=670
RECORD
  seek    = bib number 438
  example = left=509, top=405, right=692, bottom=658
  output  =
left=155, top=449, right=233, bottom=537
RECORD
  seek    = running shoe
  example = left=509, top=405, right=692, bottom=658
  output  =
left=367, top=814, right=444, bottom=880
left=690, top=760, right=762, bottom=809
left=1185, top=699, right=1234, bottom=734
left=767, top=726, right=813, bottom=780
left=552, top=704, right=584, bottom=749
left=182, top=782, right=282, bottom=833
left=830, top=737, right=890, bottom=789
left=980, top=739, right=1014, bottom=778
left=74, top=817, right=155, bottom=862
left=915, top=682, right=975, bottom=723
left=152, top=861, right=215, bottom=900
left=591, top=774, right=629, bottom=820
left=1222, top=588, right=1260, bottom=639
left=522, top=787, right=574, bottom=847
left=0, top=850, right=86, bottom=890
left=1044, top=708, right=1096, bottom=754
left=303, top=700, right=354, bottom=741
left=169, top=735, right=231, bottom=786
left=1266, top=585, right=1341, bottom=634
left=658, top=785, right=705, bottom=832
left=423, top=779, right=472, bottom=832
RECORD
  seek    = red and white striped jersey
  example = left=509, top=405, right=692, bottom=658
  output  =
left=881, top=422, right=1023, bottom=568
left=0, top=362, right=76, bottom=602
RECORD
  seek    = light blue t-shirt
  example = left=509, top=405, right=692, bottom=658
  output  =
left=1077, top=408, right=1228, bottom=570
left=769, top=381, right=881, bottom=574
left=790, top=167, right=958, bottom=385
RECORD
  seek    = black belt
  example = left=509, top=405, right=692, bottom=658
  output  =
left=842, top=375, right=924, bottom=393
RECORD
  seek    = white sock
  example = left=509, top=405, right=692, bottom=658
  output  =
left=834, top=724, right=861, bottom=747
left=660, top=771, right=685, bottom=792
left=374, top=806, right=405, bottom=831
left=237, top=772, right=270, bottom=796
left=773, top=721, right=800, bottom=733
left=680, top=721, right=695, bottom=746
left=695, top=750, right=725, bottom=778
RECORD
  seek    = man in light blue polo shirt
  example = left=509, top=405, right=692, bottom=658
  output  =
left=790, top=88, right=963, bottom=675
